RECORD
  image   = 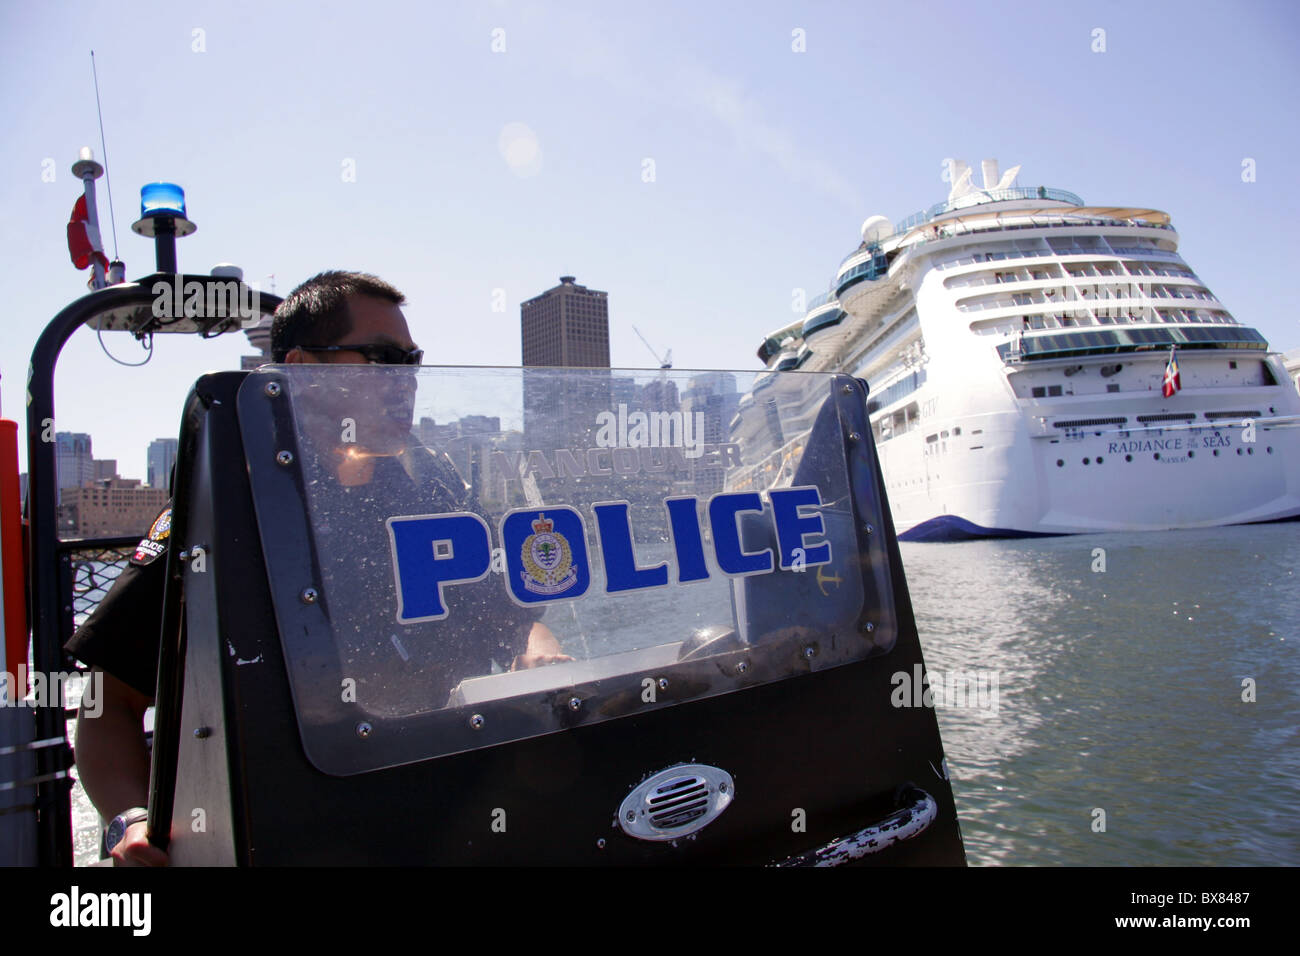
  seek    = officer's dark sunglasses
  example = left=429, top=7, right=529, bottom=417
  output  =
left=298, top=343, right=424, bottom=366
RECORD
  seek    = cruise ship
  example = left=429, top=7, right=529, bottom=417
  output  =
left=752, top=160, right=1300, bottom=540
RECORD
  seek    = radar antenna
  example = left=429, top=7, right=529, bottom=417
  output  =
left=89, top=51, right=119, bottom=262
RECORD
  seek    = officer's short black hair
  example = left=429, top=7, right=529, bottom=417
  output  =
left=270, top=271, right=406, bottom=362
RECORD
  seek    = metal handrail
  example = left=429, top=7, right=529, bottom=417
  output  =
left=838, top=208, right=1175, bottom=270
left=836, top=187, right=1087, bottom=267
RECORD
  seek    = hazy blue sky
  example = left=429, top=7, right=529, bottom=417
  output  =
left=2, top=0, right=1298, bottom=478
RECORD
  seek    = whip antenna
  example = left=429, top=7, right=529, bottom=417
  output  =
left=90, top=50, right=119, bottom=259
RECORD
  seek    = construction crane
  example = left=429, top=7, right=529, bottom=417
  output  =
left=632, top=325, right=672, bottom=369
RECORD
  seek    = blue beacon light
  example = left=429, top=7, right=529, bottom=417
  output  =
left=131, top=181, right=197, bottom=272
left=139, top=182, right=187, bottom=219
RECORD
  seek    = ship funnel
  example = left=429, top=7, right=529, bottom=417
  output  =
left=982, top=159, right=1000, bottom=190
left=946, top=160, right=973, bottom=201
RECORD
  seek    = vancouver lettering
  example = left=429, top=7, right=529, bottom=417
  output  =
left=491, top=443, right=742, bottom=483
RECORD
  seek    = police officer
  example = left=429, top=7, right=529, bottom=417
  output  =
left=65, top=271, right=568, bottom=865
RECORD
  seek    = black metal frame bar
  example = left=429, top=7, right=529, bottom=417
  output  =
left=146, top=385, right=208, bottom=853
left=25, top=279, right=280, bottom=866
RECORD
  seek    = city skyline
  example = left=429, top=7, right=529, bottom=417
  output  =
left=40, top=431, right=179, bottom=501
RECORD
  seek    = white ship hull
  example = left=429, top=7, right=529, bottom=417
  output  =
left=879, top=376, right=1300, bottom=541
left=758, top=169, right=1300, bottom=540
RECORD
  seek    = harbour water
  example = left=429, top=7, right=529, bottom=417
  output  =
left=903, top=523, right=1300, bottom=866
left=69, top=522, right=1299, bottom=866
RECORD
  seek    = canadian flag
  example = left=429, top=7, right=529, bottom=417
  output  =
left=1162, top=347, right=1181, bottom=398
left=67, top=195, right=108, bottom=273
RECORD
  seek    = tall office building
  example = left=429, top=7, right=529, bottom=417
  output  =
left=518, top=278, right=612, bottom=506
left=55, top=433, right=94, bottom=501
left=520, top=276, right=610, bottom=368
left=147, top=438, right=179, bottom=490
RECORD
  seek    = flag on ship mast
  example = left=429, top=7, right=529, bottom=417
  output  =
left=1162, top=346, right=1181, bottom=398
left=66, top=194, right=108, bottom=274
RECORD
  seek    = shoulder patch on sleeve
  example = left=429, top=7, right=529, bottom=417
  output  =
left=129, top=505, right=172, bottom=566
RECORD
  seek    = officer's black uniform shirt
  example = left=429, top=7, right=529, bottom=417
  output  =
left=63, top=508, right=172, bottom=698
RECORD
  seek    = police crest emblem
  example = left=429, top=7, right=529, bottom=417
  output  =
left=520, top=514, right=576, bottom=595
left=130, top=505, right=173, bottom=565
left=501, top=506, right=590, bottom=605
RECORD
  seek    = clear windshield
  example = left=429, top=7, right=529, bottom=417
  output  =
left=239, top=365, right=898, bottom=774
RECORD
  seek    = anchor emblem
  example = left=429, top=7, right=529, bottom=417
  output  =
left=816, top=564, right=842, bottom=597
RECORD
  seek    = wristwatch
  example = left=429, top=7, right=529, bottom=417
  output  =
left=104, top=807, right=150, bottom=855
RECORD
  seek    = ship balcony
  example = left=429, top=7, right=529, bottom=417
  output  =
left=757, top=319, right=805, bottom=364
left=969, top=302, right=1236, bottom=337
left=957, top=284, right=1215, bottom=313
left=804, top=289, right=836, bottom=312
left=998, top=325, right=1268, bottom=364
left=772, top=344, right=814, bottom=371
left=889, top=186, right=1085, bottom=238
left=928, top=229, right=1180, bottom=274
left=836, top=250, right=889, bottom=296
left=1110, top=246, right=1182, bottom=261
left=802, top=303, right=847, bottom=339
left=836, top=254, right=898, bottom=315
left=836, top=187, right=1093, bottom=273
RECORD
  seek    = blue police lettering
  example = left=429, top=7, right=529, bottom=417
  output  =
left=709, top=492, right=774, bottom=576
left=387, top=512, right=492, bottom=623
left=665, top=496, right=710, bottom=583
left=593, top=502, right=669, bottom=593
left=769, top=486, right=832, bottom=569
left=388, top=490, right=834, bottom=616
